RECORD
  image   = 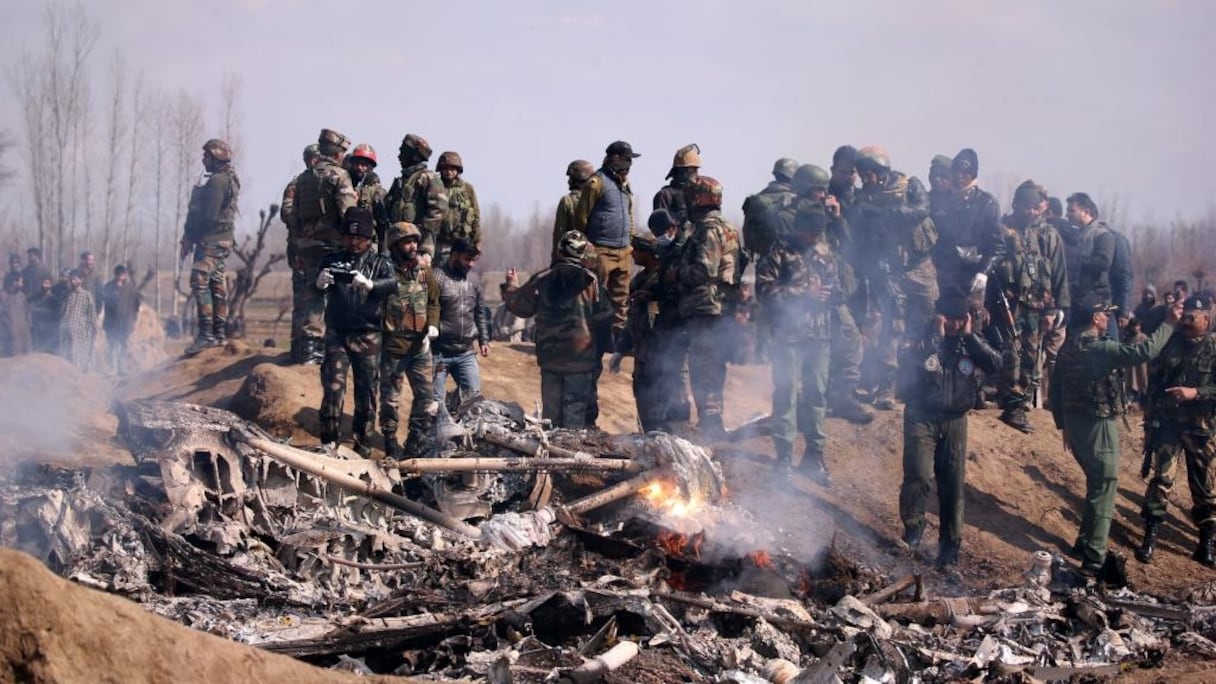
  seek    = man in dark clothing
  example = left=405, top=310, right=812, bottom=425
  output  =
left=654, top=143, right=701, bottom=229
left=1109, top=228, right=1135, bottom=338
left=28, top=274, right=57, bottom=352
left=21, top=248, right=52, bottom=299
left=574, top=140, right=639, bottom=343
left=101, top=265, right=141, bottom=375
left=0, top=272, right=32, bottom=357
left=935, top=148, right=1004, bottom=300
left=315, top=207, right=396, bottom=455
left=611, top=233, right=666, bottom=431
left=898, top=289, right=1002, bottom=568
left=827, top=145, right=858, bottom=212
left=1062, top=193, right=1116, bottom=306
left=432, top=239, right=490, bottom=426
left=1133, top=286, right=1157, bottom=324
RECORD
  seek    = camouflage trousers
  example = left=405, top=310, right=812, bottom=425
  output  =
left=292, top=246, right=334, bottom=342
left=379, top=340, right=437, bottom=443
left=685, top=315, right=730, bottom=422
left=652, top=325, right=692, bottom=428
left=828, top=303, right=863, bottom=403
left=593, top=244, right=633, bottom=334
left=770, top=338, right=831, bottom=459
left=190, top=241, right=230, bottom=337
left=320, top=329, right=381, bottom=451
left=1142, top=429, right=1216, bottom=526
left=541, top=369, right=596, bottom=429
left=900, top=410, right=968, bottom=552
left=997, top=308, right=1044, bottom=410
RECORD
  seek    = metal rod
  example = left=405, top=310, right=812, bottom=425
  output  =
left=562, top=471, right=661, bottom=516
left=477, top=424, right=613, bottom=461
left=244, top=437, right=482, bottom=539
left=394, top=456, right=642, bottom=474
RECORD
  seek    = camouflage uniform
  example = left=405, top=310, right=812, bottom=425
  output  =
left=353, top=171, right=388, bottom=247
left=380, top=236, right=441, bottom=457
left=553, top=188, right=582, bottom=259
left=754, top=211, right=847, bottom=476
left=652, top=226, right=694, bottom=429
left=678, top=200, right=742, bottom=435
left=182, top=163, right=239, bottom=347
left=617, top=237, right=665, bottom=431
left=849, top=171, right=938, bottom=407
left=1050, top=305, right=1173, bottom=575
left=437, top=178, right=481, bottom=262
left=992, top=204, right=1069, bottom=422
left=742, top=180, right=796, bottom=262
left=291, top=148, right=357, bottom=359
left=386, top=138, right=448, bottom=258
left=1140, top=325, right=1216, bottom=564
left=505, top=249, right=611, bottom=429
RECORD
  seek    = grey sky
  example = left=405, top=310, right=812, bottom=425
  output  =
left=2, top=0, right=1214, bottom=227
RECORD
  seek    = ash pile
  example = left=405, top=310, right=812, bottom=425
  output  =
left=3, top=399, right=1216, bottom=682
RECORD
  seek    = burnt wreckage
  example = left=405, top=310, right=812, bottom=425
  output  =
left=4, top=398, right=1216, bottom=681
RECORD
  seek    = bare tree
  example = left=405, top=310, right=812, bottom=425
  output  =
left=99, top=51, right=128, bottom=268
left=0, top=129, right=15, bottom=190
left=169, top=91, right=205, bottom=321
left=227, top=204, right=286, bottom=338
left=119, top=72, right=146, bottom=267
left=218, top=71, right=243, bottom=165
left=151, top=96, right=170, bottom=315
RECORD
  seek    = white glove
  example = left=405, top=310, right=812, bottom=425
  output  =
left=1050, top=309, right=1065, bottom=331
left=969, top=272, right=988, bottom=295
left=426, top=325, right=440, bottom=339
left=352, top=272, right=373, bottom=293
left=315, top=269, right=334, bottom=290
left=609, top=352, right=624, bottom=374
left=420, top=335, right=431, bottom=355
left=418, top=253, right=433, bottom=268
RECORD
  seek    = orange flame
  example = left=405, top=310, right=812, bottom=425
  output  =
left=639, top=478, right=704, bottom=518
left=747, top=550, right=774, bottom=570
left=658, top=530, right=704, bottom=560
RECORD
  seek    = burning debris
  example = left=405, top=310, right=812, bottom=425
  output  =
left=2, top=397, right=1216, bottom=681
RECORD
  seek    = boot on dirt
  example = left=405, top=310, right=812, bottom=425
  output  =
left=1194, top=524, right=1216, bottom=567
left=999, top=406, right=1034, bottom=434
left=773, top=442, right=794, bottom=470
left=833, top=397, right=874, bottom=425
left=696, top=414, right=726, bottom=442
left=901, top=525, right=923, bottom=553
left=798, top=446, right=831, bottom=486
left=873, top=370, right=897, bottom=411
left=1135, top=518, right=1161, bottom=563
left=936, top=543, right=960, bottom=569
left=185, top=315, right=217, bottom=356
left=213, top=317, right=228, bottom=348
left=319, top=419, right=340, bottom=447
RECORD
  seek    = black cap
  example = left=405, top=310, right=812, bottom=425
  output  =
left=1184, top=294, right=1212, bottom=313
left=647, top=208, right=677, bottom=235
left=936, top=289, right=970, bottom=318
left=605, top=140, right=640, bottom=158
left=343, top=206, right=375, bottom=239
left=832, top=145, right=858, bottom=166
left=451, top=238, right=481, bottom=256
left=1072, top=292, right=1117, bottom=317
left=952, top=148, right=979, bottom=176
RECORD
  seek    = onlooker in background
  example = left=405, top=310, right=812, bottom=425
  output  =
left=101, top=264, right=142, bottom=375
left=21, top=248, right=52, bottom=299
left=432, top=239, right=490, bottom=426
left=28, top=274, right=58, bottom=352
left=1133, top=286, right=1157, bottom=325
left=0, top=272, right=32, bottom=357
left=58, top=269, right=97, bottom=371
left=77, top=250, right=104, bottom=316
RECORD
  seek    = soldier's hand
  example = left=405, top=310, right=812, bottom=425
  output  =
left=1166, top=386, right=1199, bottom=402
left=315, top=269, right=335, bottom=290
left=1166, top=301, right=1184, bottom=325
left=426, top=325, right=439, bottom=339
left=824, top=195, right=841, bottom=218
left=505, top=268, right=518, bottom=286
left=480, top=343, right=491, bottom=357
left=1118, top=315, right=1130, bottom=330
left=963, top=312, right=973, bottom=336
left=352, top=272, right=374, bottom=293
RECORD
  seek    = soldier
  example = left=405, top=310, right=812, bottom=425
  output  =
left=179, top=138, right=240, bottom=356
left=315, top=207, right=396, bottom=456
left=432, top=239, right=490, bottom=426
left=935, top=148, right=1003, bottom=301
left=1136, top=294, right=1216, bottom=566
left=505, top=230, right=611, bottom=428
left=379, top=222, right=441, bottom=460
left=290, top=129, right=357, bottom=365
left=553, top=160, right=595, bottom=259
left=346, top=144, right=388, bottom=250
left=282, top=143, right=321, bottom=363
left=849, top=147, right=938, bottom=410
left=435, top=151, right=481, bottom=263
left=386, top=133, right=448, bottom=260
left=610, top=233, right=666, bottom=431
left=574, top=140, right=639, bottom=344
left=1049, top=292, right=1179, bottom=577
left=654, top=143, right=702, bottom=228
left=827, top=145, right=858, bottom=212
left=755, top=206, right=849, bottom=483
left=991, top=180, right=1070, bottom=432
left=898, top=289, right=1002, bottom=567
left=742, top=157, right=798, bottom=266
left=927, top=155, right=955, bottom=239
left=649, top=208, right=693, bottom=431
left=677, top=176, right=742, bottom=438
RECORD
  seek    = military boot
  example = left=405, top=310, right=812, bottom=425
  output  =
left=1194, top=524, right=1216, bottom=567
left=873, top=370, right=897, bottom=411
left=833, top=397, right=875, bottom=425
left=1134, top=518, right=1160, bottom=563
left=697, top=414, right=725, bottom=442
left=798, top=446, right=831, bottom=486
left=319, top=419, right=340, bottom=447
left=304, top=338, right=324, bottom=365
left=937, top=543, right=960, bottom=569
left=901, top=525, right=923, bottom=553
left=1000, top=406, right=1034, bottom=434
left=185, top=316, right=216, bottom=356
left=213, top=319, right=227, bottom=347
left=773, top=442, right=794, bottom=470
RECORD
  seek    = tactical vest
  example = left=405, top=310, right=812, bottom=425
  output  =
left=441, top=182, right=477, bottom=244
left=295, top=163, right=331, bottom=223
left=742, top=184, right=794, bottom=258
left=1156, top=333, right=1216, bottom=430
left=586, top=170, right=631, bottom=248
left=999, top=220, right=1055, bottom=309
left=384, top=266, right=431, bottom=340
left=1057, top=332, right=1126, bottom=418
left=186, top=167, right=239, bottom=243
left=390, top=165, right=432, bottom=224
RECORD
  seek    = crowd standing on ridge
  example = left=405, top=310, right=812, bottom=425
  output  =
left=6, top=128, right=1215, bottom=582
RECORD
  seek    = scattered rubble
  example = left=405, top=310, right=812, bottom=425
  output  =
left=3, top=397, right=1216, bottom=681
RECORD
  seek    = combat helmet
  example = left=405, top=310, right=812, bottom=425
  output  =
left=202, top=138, right=232, bottom=163
left=855, top=145, right=890, bottom=173
left=558, top=230, right=589, bottom=259
left=318, top=128, right=351, bottom=154
left=684, top=176, right=724, bottom=211
left=350, top=144, right=378, bottom=167
left=666, top=143, right=701, bottom=179
left=302, top=143, right=321, bottom=164
left=772, top=157, right=799, bottom=182
left=399, top=134, right=433, bottom=161
left=792, top=164, right=830, bottom=193
left=437, top=151, right=464, bottom=171
left=566, top=160, right=595, bottom=183
left=386, top=221, right=422, bottom=248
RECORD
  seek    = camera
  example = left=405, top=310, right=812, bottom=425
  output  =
left=330, top=268, right=355, bottom=284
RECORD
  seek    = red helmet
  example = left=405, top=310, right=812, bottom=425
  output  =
left=350, top=143, right=378, bottom=167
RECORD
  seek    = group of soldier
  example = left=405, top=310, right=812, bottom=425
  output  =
left=175, top=131, right=1216, bottom=578
left=0, top=248, right=142, bottom=373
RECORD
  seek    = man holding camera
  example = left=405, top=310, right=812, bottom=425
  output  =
left=315, top=207, right=396, bottom=456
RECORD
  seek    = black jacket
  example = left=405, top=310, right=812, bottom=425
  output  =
left=320, top=249, right=395, bottom=333
left=901, top=326, right=1001, bottom=417
left=433, top=263, right=489, bottom=354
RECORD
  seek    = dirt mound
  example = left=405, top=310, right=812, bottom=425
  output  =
left=0, top=548, right=410, bottom=684
left=0, top=354, right=127, bottom=469
left=230, top=361, right=324, bottom=439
